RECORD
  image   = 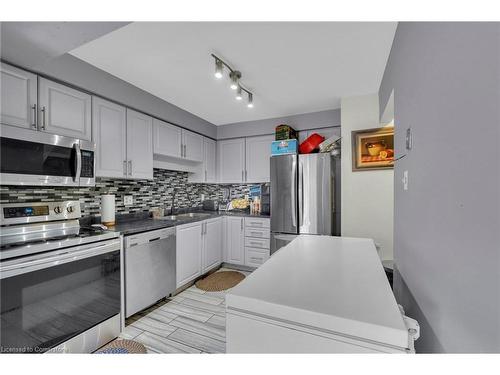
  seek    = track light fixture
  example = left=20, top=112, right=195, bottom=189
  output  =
left=235, top=86, right=243, bottom=101
left=212, top=54, right=254, bottom=109
left=247, top=93, right=254, bottom=108
left=214, top=58, right=223, bottom=79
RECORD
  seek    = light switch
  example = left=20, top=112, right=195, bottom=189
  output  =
left=402, top=170, right=409, bottom=191
left=124, top=195, right=133, bottom=205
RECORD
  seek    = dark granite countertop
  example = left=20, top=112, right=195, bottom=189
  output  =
left=81, top=209, right=270, bottom=236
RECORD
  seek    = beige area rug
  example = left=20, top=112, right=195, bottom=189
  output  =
left=95, top=339, right=147, bottom=354
left=195, top=270, right=245, bottom=292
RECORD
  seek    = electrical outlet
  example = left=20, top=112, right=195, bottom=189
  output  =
left=124, top=195, right=133, bottom=205
left=402, top=170, right=409, bottom=191
left=201, top=194, right=205, bottom=201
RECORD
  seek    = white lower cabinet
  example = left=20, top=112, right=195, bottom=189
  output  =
left=202, top=217, right=223, bottom=273
left=176, top=218, right=223, bottom=289
left=176, top=222, right=203, bottom=288
left=225, top=216, right=245, bottom=265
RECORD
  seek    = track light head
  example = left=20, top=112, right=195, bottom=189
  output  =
left=229, top=71, right=241, bottom=90
left=247, top=93, right=254, bottom=108
left=236, top=86, right=243, bottom=101
left=214, top=58, right=223, bottom=79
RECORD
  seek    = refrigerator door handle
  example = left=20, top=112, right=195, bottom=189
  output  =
left=299, top=159, right=304, bottom=228
left=291, top=157, right=297, bottom=228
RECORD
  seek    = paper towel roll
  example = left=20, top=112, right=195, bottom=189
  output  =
left=101, top=194, right=116, bottom=226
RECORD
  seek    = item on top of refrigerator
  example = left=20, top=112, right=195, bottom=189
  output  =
left=319, top=135, right=341, bottom=153
left=275, top=124, right=297, bottom=140
left=271, top=139, right=298, bottom=155
left=299, top=133, right=326, bottom=154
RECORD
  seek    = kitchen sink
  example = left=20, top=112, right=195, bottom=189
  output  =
left=157, top=215, right=178, bottom=221
left=177, top=212, right=212, bottom=219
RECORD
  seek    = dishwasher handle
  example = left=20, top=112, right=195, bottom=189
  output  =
left=125, top=228, right=175, bottom=248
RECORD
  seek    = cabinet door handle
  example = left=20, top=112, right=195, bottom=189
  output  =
left=241, top=170, right=244, bottom=182
left=245, top=170, right=247, bottom=181
left=123, top=161, right=127, bottom=176
left=241, top=218, right=243, bottom=231
left=184, top=144, right=187, bottom=158
left=205, top=170, right=207, bottom=181
left=31, top=104, right=37, bottom=129
left=128, top=160, right=132, bottom=176
left=40, top=106, right=46, bottom=130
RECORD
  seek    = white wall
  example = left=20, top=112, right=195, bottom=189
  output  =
left=341, top=93, right=394, bottom=261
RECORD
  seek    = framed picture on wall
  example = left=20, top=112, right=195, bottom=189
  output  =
left=352, top=126, right=395, bottom=171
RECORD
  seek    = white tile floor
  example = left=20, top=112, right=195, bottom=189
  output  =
left=117, top=267, right=250, bottom=353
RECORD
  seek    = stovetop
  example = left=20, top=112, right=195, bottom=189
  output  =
left=0, top=222, right=120, bottom=260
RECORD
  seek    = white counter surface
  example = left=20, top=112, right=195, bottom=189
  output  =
left=226, top=235, right=409, bottom=349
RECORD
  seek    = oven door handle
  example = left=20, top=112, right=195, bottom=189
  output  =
left=74, top=143, right=82, bottom=183
left=0, top=240, right=121, bottom=279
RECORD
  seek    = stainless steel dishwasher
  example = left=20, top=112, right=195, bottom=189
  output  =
left=124, top=227, right=176, bottom=318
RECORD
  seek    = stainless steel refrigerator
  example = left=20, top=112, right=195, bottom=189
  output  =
left=270, top=153, right=340, bottom=254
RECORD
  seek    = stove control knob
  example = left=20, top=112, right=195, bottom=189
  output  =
left=54, top=206, right=62, bottom=214
left=67, top=206, right=74, bottom=213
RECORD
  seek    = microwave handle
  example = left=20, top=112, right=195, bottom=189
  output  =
left=74, top=143, right=82, bottom=182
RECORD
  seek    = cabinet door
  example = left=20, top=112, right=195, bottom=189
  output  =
left=182, top=130, right=203, bottom=162
left=202, top=218, right=223, bottom=273
left=226, top=216, right=245, bottom=265
left=217, top=138, right=245, bottom=183
left=0, top=63, right=37, bottom=130
left=176, top=222, right=203, bottom=288
left=204, top=138, right=217, bottom=183
left=126, top=109, right=153, bottom=180
left=92, top=97, right=127, bottom=178
left=245, top=135, right=273, bottom=182
left=38, top=77, right=91, bottom=140
left=153, top=118, right=182, bottom=158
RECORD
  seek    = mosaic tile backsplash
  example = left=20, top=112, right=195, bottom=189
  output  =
left=0, top=169, right=252, bottom=216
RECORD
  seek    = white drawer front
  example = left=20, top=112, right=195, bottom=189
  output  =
left=245, top=247, right=270, bottom=267
left=245, top=227, right=270, bottom=239
left=245, top=237, right=270, bottom=249
left=245, top=217, right=270, bottom=229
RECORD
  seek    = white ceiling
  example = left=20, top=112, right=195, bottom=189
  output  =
left=70, top=22, right=396, bottom=126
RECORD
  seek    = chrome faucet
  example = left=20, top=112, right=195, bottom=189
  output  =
left=170, top=189, right=177, bottom=215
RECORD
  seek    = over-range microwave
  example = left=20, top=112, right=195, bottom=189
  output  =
left=0, top=125, right=95, bottom=187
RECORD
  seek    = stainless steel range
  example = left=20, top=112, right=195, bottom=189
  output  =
left=0, top=201, right=122, bottom=353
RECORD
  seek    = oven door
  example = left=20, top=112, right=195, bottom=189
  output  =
left=0, top=125, right=84, bottom=186
left=0, top=239, right=121, bottom=353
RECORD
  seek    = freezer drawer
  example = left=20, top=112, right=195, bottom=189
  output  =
left=125, top=228, right=176, bottom=317
left=270, top=232, right=298, bottom=255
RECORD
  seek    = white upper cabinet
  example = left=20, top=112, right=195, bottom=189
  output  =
left=245, top=135, right=273, bottom=182
left=0, top=63, right=37, bottom=130
left=92, top=97, right=127, bottom=178
left=204, top=138, right=217, bottom=183
left=202, top=218, right=223, bottom=273
left=188, top=137, right=217, bottom=183
left=182, top=130, right=203, bottom=162
left=126, top=109, right=153, bottom=180
left=38, top=77, right=91, bottom=140
left=153, top=118, right=182, bottom=158
left=217, top=138, right=246, bottom=183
